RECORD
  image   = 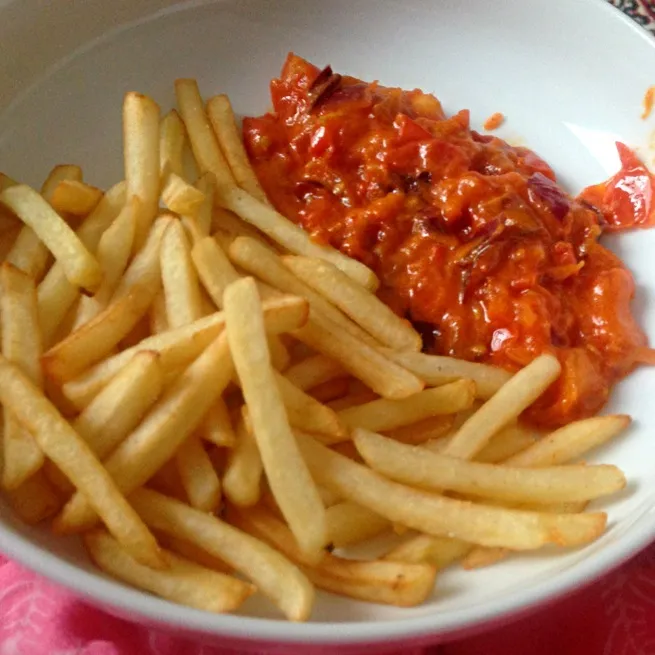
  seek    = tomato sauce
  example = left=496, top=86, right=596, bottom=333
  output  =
left=243, top=54, right=655, bottom=427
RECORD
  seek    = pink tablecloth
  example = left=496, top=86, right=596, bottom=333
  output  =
left=2, top=545, right=655, bottom=655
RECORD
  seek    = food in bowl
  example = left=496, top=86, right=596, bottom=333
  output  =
left=0, top=53, right=649, bottom=621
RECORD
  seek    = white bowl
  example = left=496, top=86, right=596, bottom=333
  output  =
left=2, top=0, right=655, bottom=651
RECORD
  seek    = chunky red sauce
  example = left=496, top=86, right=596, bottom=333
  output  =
left=243, top=54, right=655, bottom=427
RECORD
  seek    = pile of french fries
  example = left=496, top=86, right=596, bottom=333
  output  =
left=0, top=79, right=631, bottom=621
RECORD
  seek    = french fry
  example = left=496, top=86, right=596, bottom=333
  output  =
left=504, top=415, right=631, bottom=468
left=383, top=350, right=513, bottom=400
left=212, top=208, right=277, bottom=251
left=37, top=181, right=126, bottom=347
left=123, top=92, right=161, bottom=250
left=192, top=235, right=246, bottom=306
left=5, top=165, right=82, bottom=282
left=50, top=180, right=103, bottom=216
left=160, top=219, right=203, bottom=328
left=161, top=172, right=206, bottom=216
left=275, top=373, right=346, bottom=440
left=54, top=333, right=234, bottom=533
left=130, top=488, right=314, bottom=621
left=72, top=195, right=138, bottom=329
left=206, top=94, right=269, bottom=204
left=442, top=354, right=562, bottom=460
left=231, top=506, right=436, bottom=608
left=471, top=423, right=539, bottom=463
left=0, top=185, right=102, bottom=292
left=384, top=534, right=472, bottom=570
left=198, top=397, right=236, bottom=448
left=159, top=109, right=187, bottom=179
left=223, top=413, right=264, bottom=507
left=326, top=501, right=389, bottom=548
left=42, top=283, right=159, bottom=384
left=327, top=390, right=379, bottom=412
left=284, top=256, right=422, bottom=352
left=354, top=429, right=626, bottom=504
left=62, top=295, right=309, bottom=409
left=229, top=236, right=380, bottom=347
left=1, top=264, right=45, bottom=489
left=0, top=172, right=18, bottom=192
left=155, top=532, right=232, bottom=574
left=297, top=433, right=607, bottom=550
left=147, top=459, right=187, bottom=501
left=0, top=226, right=21, bottom=263
left=268, top=335, right=291, bottom=371
left=6, top=471, right=62, bottom=525
left=174, top=79, right=236, bottom=194
left=294, top=314, right=423, bottom=400
left=218, top=186, right=379, bottom=290
left=85, top=530, right=253, bottom=613
left=174, top=435, right=221, bottom=512
left=224, top=277, right=327, bottom=560
left=191, top=173, right=214, bottom=238
left=383, top=415, right=455, bottom=446
left=285, top=355, right=347, bottom=391
left=338, top=380, right=475, bottom=434
left=0, top=354, right=163, bottom=568
left=309, top=378, right=350, bottom=403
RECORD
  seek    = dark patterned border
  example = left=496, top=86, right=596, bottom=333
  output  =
left=608, top=0, right=655, bottom=33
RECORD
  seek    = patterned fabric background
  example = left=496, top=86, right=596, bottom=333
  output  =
left=0, top=2, right=654, bottom=655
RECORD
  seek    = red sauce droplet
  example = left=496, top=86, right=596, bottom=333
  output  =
left=642, top=86, right=655, bottom=120
left=483, top=112, right=505, bottom=131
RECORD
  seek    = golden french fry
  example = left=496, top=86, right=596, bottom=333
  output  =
left=85, top=530, right=253, bottom=613
left=505, top=415, right=631, bottom=467
left=50, top=180, right=103, bottom=216
left=298, top=433, right=607, bottom=550
left=383, top=350, right=513, bottom=400
left=147, top=459, right=187, bottom=501
left=160, top=219, right=203, bottom=328
left=472, top=423, right=539, bottom=463
left=73, top=195, right=138, bottom=329
left=174, top=436, right=221, bottom=512
left=0, top=225, right=21, bottom=263
left=155, top=532, right=232, bottom=574
left=218, top=185, right=379, bottom=290
left=338, top=380, right=475, bottom=435
left=192, top=235, right=244, bottom=307
left=309, top=378, right=350, bottom=403
left=175, top=79, right=236, bottom=194
left=37, top=181, right=126, bottom=347
left=224, top=277, right=327, bottom=559
left=0, top=354, right=163, bottom=567
left=327, top=390, right=380, bottom=412
left=198, top=398, right=236, bottom=447
left=5, top=166, right=82, bottom=281
left=62, top=294, right=309, bottom=409
left=42, top=283, right=158, bottom=384
left=0, top=173, right=19, bottom=191
left=161, top=172, right=205, bottom=216
left=1, top=184, right=102, bottom=292
left=1, top=264, right=45, bottom=489
left=223, top=413, right=264, bottom=507
left=6, top=471, right=62, bottom=525
left=229, top=236, right=380, bottom=347
left=160, top=109, right=187, bottom=179
left=55, top=333, right=234, bottom=532
left=206, top=94, right=269, bottom=204
left=326, top=501, right=389, bottom=548
left=231, top=506, right=436, bottom=607
left=384, top=534, right=472, bottom=570
left=130, top=488, right=314, bottom=621
left=284, top=256, right=421, bottom=351
left=191, top=173, right=214, bottom=238
left=275, top=372, right=346, bottom=440
left=354, top=429, right=626, bottom=504
left=212, top=207, right=277, bottom=251
left=442, top=354, right=562, bottom=460
left=383, top=415, right=455, bottom=446
left=268, top=335, right=291, bottom=371
left=285, top=355, right=348, bottom=391
left=294, top=314, right=423, bottom=400
left=123, top=92, right=161, bottom=250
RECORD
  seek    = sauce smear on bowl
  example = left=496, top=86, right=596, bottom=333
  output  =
left=243, top=54, right=655, bottom=427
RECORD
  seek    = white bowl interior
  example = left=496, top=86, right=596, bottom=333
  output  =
left=1, top=0, right=655, bottom=647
